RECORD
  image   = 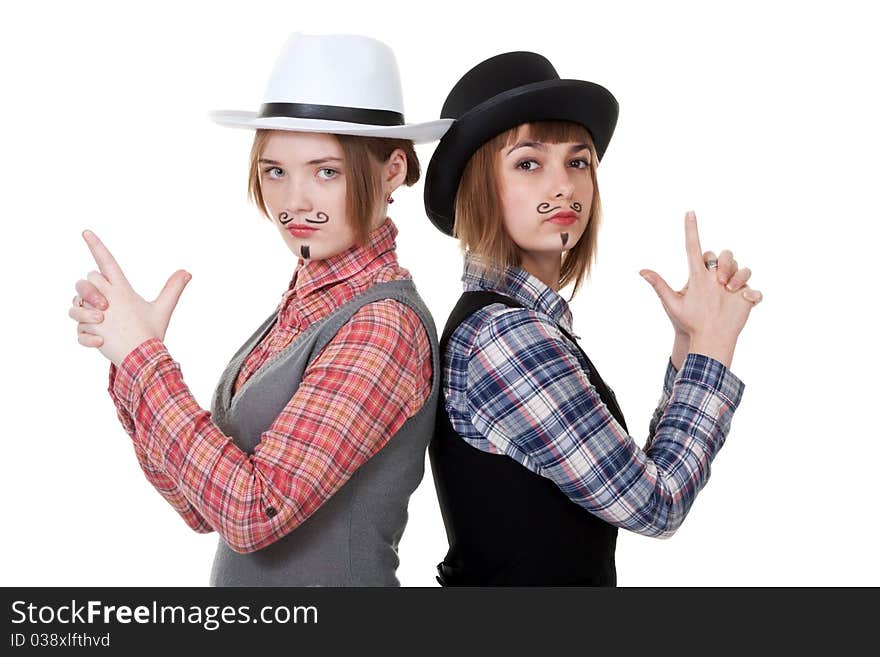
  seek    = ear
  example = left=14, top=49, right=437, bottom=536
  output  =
left=383, top=147, right=408, bottom=193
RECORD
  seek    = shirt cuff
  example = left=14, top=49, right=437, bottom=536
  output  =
left=111, top=338, right=171, bottom=411
left=676, top=352, right=745, bottom=409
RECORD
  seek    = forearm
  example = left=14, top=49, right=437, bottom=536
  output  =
left=108, top=363, right=213, bottom=533
left=637, top=353, right=744, bottom=535
left=112, top=341, right=289, bottom=553
left=129, top=438, right=215, bottom=533
left=580, top=354, right=743, bottom=538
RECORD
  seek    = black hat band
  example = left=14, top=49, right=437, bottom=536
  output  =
left=258, top=102, right=404, bottom=126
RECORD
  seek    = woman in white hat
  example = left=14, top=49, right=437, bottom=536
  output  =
left=424, top=52, right=763, bottom=585
left=67, top=33, right=451, bottom=586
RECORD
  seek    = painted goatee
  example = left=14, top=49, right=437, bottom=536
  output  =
left=300, top=245, right=310, bottom=259
left=561, top=232, right=569, bottom=247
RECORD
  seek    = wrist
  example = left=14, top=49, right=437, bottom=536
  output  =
left=689, top=333, right=736, bottom=369
left=673, top=330, right=690, bottom=349
left=111, top=338, right=169, bottom=407
left=112, top=335, right=160, bottom=368
left=671, top=332, right=690, bottom=371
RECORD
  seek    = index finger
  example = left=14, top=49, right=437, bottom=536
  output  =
left=82, top=230, right=127, bottom=285
left=684, top=211, right=704, bottom=275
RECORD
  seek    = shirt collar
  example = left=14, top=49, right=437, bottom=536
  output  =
left=282, top=217, right=399, bottom=304
left=462, top=251, right=575, bottom=334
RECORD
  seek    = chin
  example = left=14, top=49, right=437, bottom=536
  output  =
left=540, top=238, right=577, bottom=253
left=282, top=238, right=314, bottom=259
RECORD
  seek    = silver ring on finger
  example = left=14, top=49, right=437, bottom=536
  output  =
left=705, top=259, right=718, bottom=270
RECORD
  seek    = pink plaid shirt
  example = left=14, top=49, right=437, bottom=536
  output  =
left=107, top=218, right=432, bottom=553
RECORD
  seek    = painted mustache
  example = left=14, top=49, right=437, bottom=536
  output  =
left=279, top=211, right=330, bottom=225
left=307, top=212, right=329, bottom=224
left=537, top=202, right=583, bottom=214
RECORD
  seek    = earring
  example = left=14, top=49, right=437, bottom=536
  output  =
left=386, top=194, right=394, bottom=204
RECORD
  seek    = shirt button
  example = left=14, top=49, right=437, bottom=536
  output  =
left=265, top=507, right=277, bottom=518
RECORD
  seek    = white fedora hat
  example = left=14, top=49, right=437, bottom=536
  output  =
left=210, top=33, right=452, bottom=143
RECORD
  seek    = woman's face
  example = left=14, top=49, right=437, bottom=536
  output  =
left=259, top=131, right=358, bottom=261
left=495, top=131, right=594, bottom=258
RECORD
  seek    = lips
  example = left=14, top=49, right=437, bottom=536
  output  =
left=287, top=224, right=318, bottom=238
left=547, top=211, right=577, bottom=226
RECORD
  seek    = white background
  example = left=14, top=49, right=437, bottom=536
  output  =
left=2, top=0, right=877, bottom=586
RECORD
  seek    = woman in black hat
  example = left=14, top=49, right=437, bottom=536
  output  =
left=425, top=52, right=763, bottom=586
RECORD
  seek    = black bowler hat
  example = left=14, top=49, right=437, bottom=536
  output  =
left=424, top=51, right=619, bottom=236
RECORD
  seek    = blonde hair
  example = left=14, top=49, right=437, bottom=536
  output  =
left=454, top=121, right=602, bottom=297
left=247, top=130, right=420, bottom=245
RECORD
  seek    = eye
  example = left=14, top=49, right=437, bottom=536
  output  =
left=263, top=166, right=284, bottom=179
left=516, top=159, right=539, bottom=171
left=569, top=158, right=591, bottom=169
left=317, top=168, right=339, bottom=180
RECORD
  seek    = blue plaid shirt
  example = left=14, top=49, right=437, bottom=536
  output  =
left=443, top=252, right=746, bottom=538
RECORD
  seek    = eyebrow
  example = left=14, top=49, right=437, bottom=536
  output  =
left=506, top=140, right=544, bottom=155
left=504, top=141, right=591, bottom=156
left=258, top=157, right=344, bottom=166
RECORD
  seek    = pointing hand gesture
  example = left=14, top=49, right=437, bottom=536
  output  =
left=639, top=211, right=762, bottom=367
left=69, top=230, right=192, bottom=366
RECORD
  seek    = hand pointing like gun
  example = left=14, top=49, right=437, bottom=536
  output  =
left=639, top=211, right=762, bottom=368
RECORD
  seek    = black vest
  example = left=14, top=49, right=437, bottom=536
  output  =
left=429, top=291, right=629, bottom=586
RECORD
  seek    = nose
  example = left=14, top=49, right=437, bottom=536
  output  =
left=282, top=177, right=312, bottom=219
left=549, top=163, right=575, bottom=201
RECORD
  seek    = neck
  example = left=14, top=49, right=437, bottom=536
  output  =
left=372, top=211, right=389, bottom=232
left=519, top=250, right=561, bottom=291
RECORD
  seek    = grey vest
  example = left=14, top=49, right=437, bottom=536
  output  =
left=207, top=279, right=439, bottom=586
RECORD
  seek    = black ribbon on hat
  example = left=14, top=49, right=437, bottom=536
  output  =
left=258, top=102, right=404, bottom=126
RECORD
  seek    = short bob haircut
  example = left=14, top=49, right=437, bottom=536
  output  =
left=247, top=129, right=420, bottom=245
left=453, top=120, right=601, bottom=297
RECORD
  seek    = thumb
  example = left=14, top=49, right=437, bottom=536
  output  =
left=154, top=270, right=192, bottom=318
left=639, top=269, right=678, bottom=308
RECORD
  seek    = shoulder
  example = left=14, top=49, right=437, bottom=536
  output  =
left=456, top=308, right=588, bottom=413
left=469, top=304, right=570, bottom=359
left=333, top=299, right=432, bottom=405
left=348, top=298, right=425, bottom=335
left=332, top=298, right=430, bottom=357
left=445, top=301, right=568, bottom=359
